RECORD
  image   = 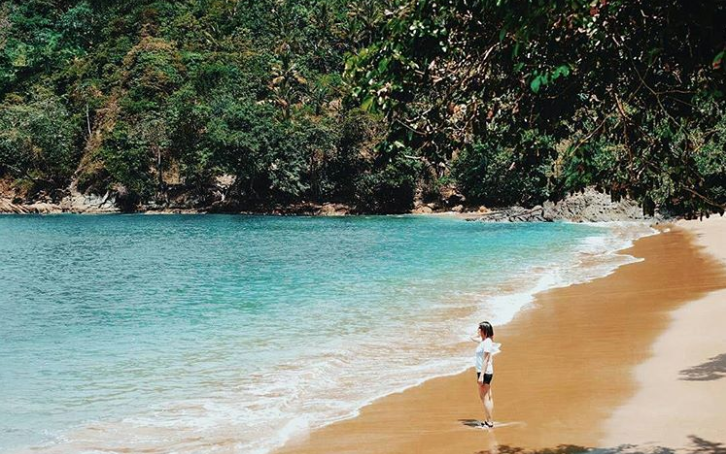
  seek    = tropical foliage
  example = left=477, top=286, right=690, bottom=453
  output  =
left=0, top=0, right=391, bottom=211
left=0, top=0, right=724, bottom=216
left=346, top=0, right=726, bottom=216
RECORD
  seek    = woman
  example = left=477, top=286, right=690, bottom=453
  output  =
left=471, top=321, right=495, bottom=428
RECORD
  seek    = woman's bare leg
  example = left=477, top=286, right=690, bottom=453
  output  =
left=484, top=386, right=494, bottom=423
left=479, top=383, right=493, bottom=423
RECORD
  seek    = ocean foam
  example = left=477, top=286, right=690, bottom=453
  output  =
left=464, top=223, right=656, bottom=330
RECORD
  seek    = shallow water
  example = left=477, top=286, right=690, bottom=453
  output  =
left=0, top=215, right=650, bottom=453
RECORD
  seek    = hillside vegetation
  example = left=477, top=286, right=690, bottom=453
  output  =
left=0, top=0, right=724, bottom=216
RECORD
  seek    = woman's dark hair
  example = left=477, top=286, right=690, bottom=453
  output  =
left=479, top=321, right=494, bottom=339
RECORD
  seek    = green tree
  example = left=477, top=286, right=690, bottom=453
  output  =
left=0, top=88, right=78, bottom=197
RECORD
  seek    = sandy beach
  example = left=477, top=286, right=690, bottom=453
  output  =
left=276, top=218, right=726, bottom=454
left=603, top=217, right=726, bottom=450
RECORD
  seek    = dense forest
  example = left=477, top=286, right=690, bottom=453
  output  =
left=0, top=0, right=724, bottom=216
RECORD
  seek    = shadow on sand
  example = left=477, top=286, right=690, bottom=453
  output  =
left=469, top=435, right=726, bottom=454
left=460, top=419, right=485, bottom=428
left=679, top=354, right=726, bottom=381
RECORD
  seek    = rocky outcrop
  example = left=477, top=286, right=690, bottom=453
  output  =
left=1, top=191, right=121, bottom=214
left=544, top=188, right=657, bottom=222
left=412, top=205, right=434, bottom=214
left=0, top=198, right=53, bottom=214
left=472, top=205, right=551, bottom=222
left=60, top=190, right=120, bottom=214
left=472, top=188, right=663, bottom=223
left=316, top=203, right=350, bottom=216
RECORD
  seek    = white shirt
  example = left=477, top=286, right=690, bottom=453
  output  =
left=475, top=338, right=494, bottom=374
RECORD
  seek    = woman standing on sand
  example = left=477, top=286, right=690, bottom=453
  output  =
left=472, top=321, right=495, bottom=428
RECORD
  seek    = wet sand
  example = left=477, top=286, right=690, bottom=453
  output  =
left=276, top=225, right=726, bottom=454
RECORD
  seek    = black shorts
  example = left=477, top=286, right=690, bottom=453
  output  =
left=477, top=372, right=493, bottom=384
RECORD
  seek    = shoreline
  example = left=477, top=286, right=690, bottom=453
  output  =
left=1, top=187, right=662, bottom=223
left=274, top=223, right=726, bottom=454
left=263, top=222, right=655, bottom=454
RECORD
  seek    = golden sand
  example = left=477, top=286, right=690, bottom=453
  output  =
left=602, top=217, right=726, bottom=449
left=276, top=226, right=726, bottom=454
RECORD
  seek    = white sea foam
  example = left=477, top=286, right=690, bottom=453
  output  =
left=11, top=222, right=658, bottom=454
left=459, top=222, right=656, bottom=333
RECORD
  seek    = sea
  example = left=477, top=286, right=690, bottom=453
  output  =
left=0, top=214, right=654, bottom=454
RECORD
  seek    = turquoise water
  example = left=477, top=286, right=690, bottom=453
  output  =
left=0, top=215, right=645, bottom=454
